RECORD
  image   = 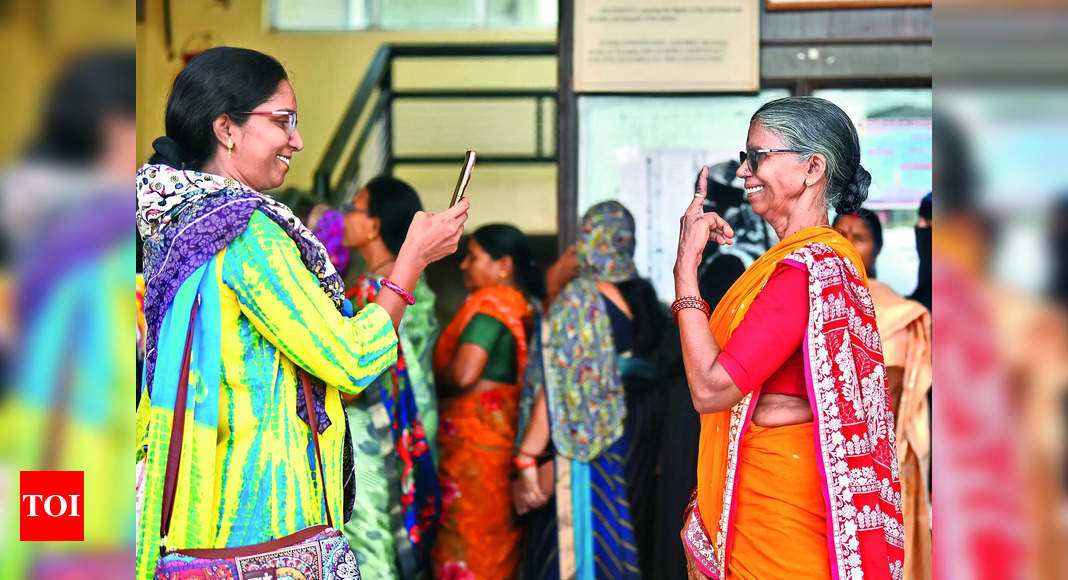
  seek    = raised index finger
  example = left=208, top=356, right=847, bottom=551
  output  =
left=689, top=165, right=709, bottom=213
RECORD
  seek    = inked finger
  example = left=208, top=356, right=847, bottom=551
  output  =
left=695, top=165, right=709, bottom=198
left=687, top=166, right=709, bottom=213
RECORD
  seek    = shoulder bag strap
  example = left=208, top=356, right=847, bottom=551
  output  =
left=159, top=295, right=334, bottom=558
left=300, top=371, right=334, bottom=528
left=159, top=294, right=200, bottom=555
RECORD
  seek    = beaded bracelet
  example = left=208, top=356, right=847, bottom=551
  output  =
left=381, top=278, right=415, bottom=305
left=670, top=295, right=711, bottom=323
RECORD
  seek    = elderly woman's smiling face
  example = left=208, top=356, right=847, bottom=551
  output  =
left=735, top=121, right=811, bottom=224
left=226, top=79, right=303, bottom=191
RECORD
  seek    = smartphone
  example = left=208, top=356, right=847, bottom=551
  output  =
left=450, top=150, right=477, bottom=207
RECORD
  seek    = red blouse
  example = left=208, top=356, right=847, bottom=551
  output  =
left=718, top=262, right=809, bottom=399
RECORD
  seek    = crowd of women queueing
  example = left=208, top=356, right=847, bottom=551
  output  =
left=136, top=46, right=931, bottom=580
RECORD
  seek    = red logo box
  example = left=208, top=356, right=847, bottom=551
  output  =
left=20, top=471, right=84, bottom=541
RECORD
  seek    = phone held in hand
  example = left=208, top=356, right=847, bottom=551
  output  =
left=450, top=150, right=477, bottom=207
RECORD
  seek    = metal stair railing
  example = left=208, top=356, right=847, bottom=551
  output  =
left=313, top=43, right=558, bottom=205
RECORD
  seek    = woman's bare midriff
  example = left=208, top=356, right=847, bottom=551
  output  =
left=751, top=393, right=813, bottom=427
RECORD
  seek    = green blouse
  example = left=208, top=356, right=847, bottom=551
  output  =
left=458, top=313, right=518, bottom=384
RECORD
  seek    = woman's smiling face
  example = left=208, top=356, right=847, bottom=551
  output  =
left=735, top=121, right=809, bottom=224
left=228, top=80, right=303, bottom=191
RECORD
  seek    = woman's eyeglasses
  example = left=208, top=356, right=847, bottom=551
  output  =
left=241, top=110, right=298, bottom=137
left=340, top=201, right=368, bottom=215
left=739, top=148, right=800, bottom=173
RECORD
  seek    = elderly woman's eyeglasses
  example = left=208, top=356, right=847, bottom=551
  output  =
left=241, top=110, right=298, bottom=137
left=739, top=149, right=800, bottom=173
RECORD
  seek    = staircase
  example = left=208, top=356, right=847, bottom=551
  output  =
left=312, top=43, right=558, bottom=206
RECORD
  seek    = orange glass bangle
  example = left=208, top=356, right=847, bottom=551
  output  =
left=513, top=456, right=537, bottom=469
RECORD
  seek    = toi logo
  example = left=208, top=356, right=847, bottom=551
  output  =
left=20, top=471, right=84, bottom=541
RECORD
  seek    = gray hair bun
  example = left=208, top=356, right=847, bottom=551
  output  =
left=835, top=165, right=871, bottom=215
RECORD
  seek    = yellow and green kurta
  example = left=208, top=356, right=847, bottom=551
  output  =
left=135, top=211, right=397, bottom=579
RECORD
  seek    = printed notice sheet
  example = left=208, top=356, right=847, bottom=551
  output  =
left=574, top=0, right=759, bottom=92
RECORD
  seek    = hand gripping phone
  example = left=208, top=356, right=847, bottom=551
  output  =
left=450, top=150, right=477, bottom=207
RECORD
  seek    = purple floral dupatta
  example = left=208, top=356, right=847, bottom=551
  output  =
left=136, top=162, right=344, bottom=430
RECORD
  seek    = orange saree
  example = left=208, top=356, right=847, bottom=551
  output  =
left=682, top=227, right=905, bottom=580
left=430, top=286, right=531, bottom=579
left=728, top=421, right=832, bottom=579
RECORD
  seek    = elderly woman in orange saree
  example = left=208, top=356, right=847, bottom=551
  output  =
left=673, top=97, right=905, bottom=579
left=431, top=224, right=544, bottom=579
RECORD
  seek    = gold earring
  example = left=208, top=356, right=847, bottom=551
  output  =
left=227, top=138, right=234, bottom=159
left=805, top=178, right=814, bottom=187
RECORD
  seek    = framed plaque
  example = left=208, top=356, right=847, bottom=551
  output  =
left=573, top=0, right=759, bottom=93
left=766, top=0, right=931, bottom=10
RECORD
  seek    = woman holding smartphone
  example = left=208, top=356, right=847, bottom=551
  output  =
left=135, top=47, right=468, bottom=579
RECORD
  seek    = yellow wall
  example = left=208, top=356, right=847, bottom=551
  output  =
left=1, top=0, right=134, bottom=163
left=137, top=0, right=559, bottom=233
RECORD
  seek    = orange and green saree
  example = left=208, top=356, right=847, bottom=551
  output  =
left=431, top=286, right=531, bottom=579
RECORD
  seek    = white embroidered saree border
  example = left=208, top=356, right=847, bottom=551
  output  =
left=789, top=246, right=906, bottom=580
left=682, top=499, right=721, bottom=579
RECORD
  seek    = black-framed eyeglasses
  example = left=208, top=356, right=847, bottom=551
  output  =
left=241, top=110, right=298, bottom=137
left=739, top=148, right=800, bottom=173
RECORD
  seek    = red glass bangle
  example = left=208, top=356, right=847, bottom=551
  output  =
left=381, top=278, right=415, bottom=305
left=513, top=456, right=537, bottom=469
left=671, top=295, right=711, bottom=323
